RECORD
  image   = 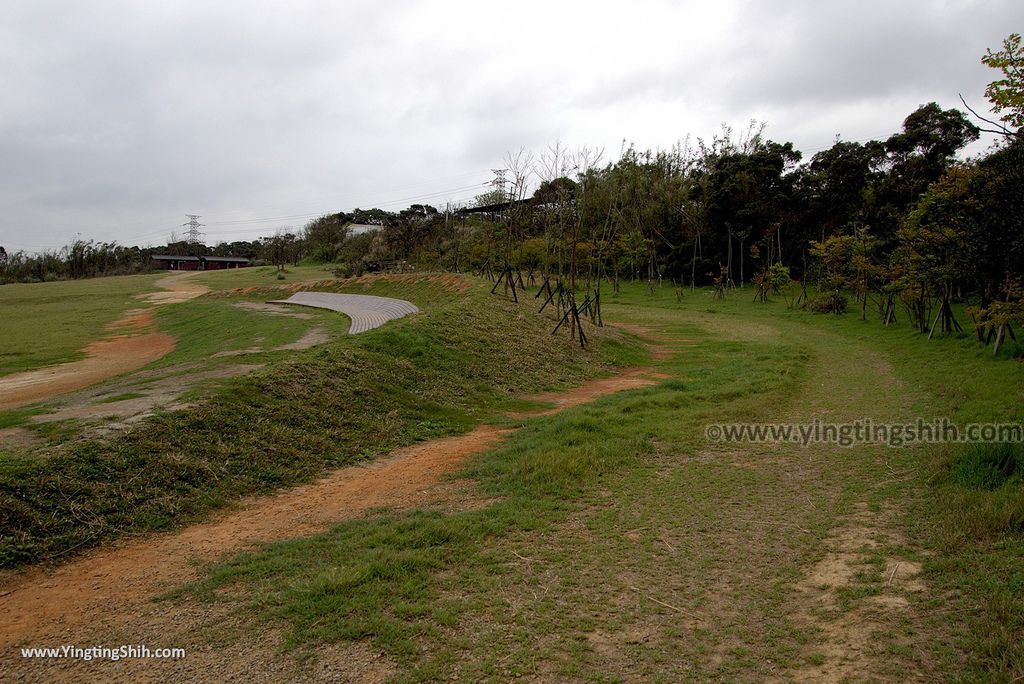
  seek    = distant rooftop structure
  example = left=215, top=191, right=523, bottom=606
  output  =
left=348, top=223, right=383, bottom=236
left=203, top=256, right=251, bottom=263
left=152, top=254, right=250, bottom=271
left=455, top=198, right=531, bottom=215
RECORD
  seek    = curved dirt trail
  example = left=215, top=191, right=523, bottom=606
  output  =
left=0, top=355, right=665, bottom=654
left=137, top=271, right=210, bottom=305
left=0, top=273, right=207, bottom=411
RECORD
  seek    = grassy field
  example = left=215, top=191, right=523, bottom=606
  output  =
left=0, top=272, right=162, bottom=376
left=0, top=275, right=641, bottom=566
left=169, top=281, right=1023, bottom=682
left=190, top=264, right=338, bottom=289
left=2, top=271, right=1022, bottom=679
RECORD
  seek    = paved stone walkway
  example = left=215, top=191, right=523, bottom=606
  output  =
left=266, top=292, right=419, bottom=334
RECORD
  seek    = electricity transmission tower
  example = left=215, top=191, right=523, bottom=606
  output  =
left=489, top=169, right=507, bottom=203
left=182, top=214, right=204, bottom=245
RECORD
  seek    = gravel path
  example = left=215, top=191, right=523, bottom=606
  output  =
left=266, top=292, right=419, bottom=334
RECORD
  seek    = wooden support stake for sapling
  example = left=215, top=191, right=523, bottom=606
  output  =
left=552, top=301, right=575, bottom=334
left=538, top=280, right=560, bottom=313
left=535, top=276, right=551, bottom=299
left=993, top=323, right=1006, bottom=356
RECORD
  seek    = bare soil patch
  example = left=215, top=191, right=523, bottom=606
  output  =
left=29, top=364, right=263, bottom=431
left=791, top=503, right=927, bottom=683
left=274, top=326, right=329, bottom=351
left=510, top=367, right=664, bottom=418
left=136, top=272, right=210, bottom=305
left=0, top=427, right=42, bottom=451
left=231, top=301, right=314, bottom=319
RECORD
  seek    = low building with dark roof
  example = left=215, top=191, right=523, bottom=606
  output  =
left=152, top=255, right=250, bottom=271
left=201, top=256, right=251, bottom=270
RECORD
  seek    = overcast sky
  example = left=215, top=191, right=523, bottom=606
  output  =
left=1, top=0, right=1020, bottom=252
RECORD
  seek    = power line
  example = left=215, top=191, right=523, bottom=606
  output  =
left=203, top=182, right=489, bottom=227
left=8, top=177, right=492, bottom=252
left=197, top=169, right=491, bottom=221
left=200, top=193, right=485, bottom=240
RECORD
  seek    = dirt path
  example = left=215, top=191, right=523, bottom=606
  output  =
left=0, top=273, right=208, bottom=412
left=0, top=359, right=664, bottom=656
left=137, top=272, right=210, bottom=305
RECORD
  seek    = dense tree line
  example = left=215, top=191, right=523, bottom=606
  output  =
left=0, top=237, right=265, bottom=284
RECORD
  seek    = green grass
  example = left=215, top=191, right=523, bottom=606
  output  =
left=0, top=272, right=162, bottom=376
left=0, top=406, right=47, bottom=430
left=0, top=277, right=641, bottom=567
left=190, top=264, right=338, bottom=289
left=150, top=297, right=351, bottom=368
left=172, top=281, right=1023, bottom=681
left=946, top=443, right=1024, bottom=491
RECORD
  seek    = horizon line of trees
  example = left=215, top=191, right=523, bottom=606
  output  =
left=0, top=239, right=266, bottom=284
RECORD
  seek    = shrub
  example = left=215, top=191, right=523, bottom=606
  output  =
left=934, top=443, right=1024, bottom=543
left=807, top=291, right=848, bottom=314
left=948, top=443, right=1024, bottom=490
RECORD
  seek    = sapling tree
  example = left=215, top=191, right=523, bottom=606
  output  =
left=893, top=167, right=975, bottom=336
left=809, top=229, right=882, bottom=318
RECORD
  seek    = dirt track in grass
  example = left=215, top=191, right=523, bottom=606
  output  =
left=0, top=273, right=208, bottom=411
left=0, top=349, right=665, bottom=661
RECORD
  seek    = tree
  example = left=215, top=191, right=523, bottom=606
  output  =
left=963, top=139, right=1024, bottom=305
left=869, top=103, right=979, bottom=243
left=982, top=33, right=1024, bottom=135
left=892, top=167, right=977, bottom=335
left=701, top=138, right=801, bottom=285
left=795, top=140, right=886, bottom=243
left=303, top=212, right=351, bottom=262
left=349, top=208, right=392, bottom=226
left=472, top=188, right=507, bottom=207
left=985, top=278, right=1024, bottom=355
left=383, top=204, right=441, bottom=260
left=753, top=262, right=791, bottom=303
left=810, top=229, right=883, bottom=319
left=260, top=231, right=298, bottom=271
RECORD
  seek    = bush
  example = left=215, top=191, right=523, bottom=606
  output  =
left=807, top=291, right=848, bottom=314
left=949, top=442, right=1024, bottom=490
left=934, top=443, right=1024, bottom=544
